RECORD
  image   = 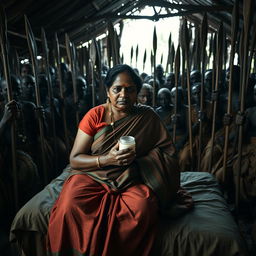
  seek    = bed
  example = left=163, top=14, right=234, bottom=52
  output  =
left=10, top=167, right=248, bottom=256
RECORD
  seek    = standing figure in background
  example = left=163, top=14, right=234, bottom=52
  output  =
left=137, top=83, right=153, bottom=107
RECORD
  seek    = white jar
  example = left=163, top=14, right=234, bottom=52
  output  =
left=119, top=136, right=136, bottom=151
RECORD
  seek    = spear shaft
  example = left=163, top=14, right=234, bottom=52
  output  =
left=54, top=33, right=70, bottom=151
left=183, top=19, right=194, bottom=169
left=41, top=28, right=58, bottom=171
left=0, top=6, right=18, bottom=210
left=236, top=0, right=253, bottom=208
left=65, top=34, right=79, bottom=126
left=153, top=26, right=157, bottom=107
left=89, top=39, right=97, bottom=107
left=197, top=13, right=208, bottom=170
left=222, top=0, right=239, bottom=183
left=24, top=15, right=48, bottom=185
left=208, top=23, right=223, bottom=172
left=172, top=45, right=180, bottom=144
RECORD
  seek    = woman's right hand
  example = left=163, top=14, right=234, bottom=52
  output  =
left=105, top=142, right=136, bottom=166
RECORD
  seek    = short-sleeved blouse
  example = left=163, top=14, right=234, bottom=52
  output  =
left=79, top=105, right=108, bottom=136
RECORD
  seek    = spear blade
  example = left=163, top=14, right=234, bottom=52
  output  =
left=143, top=49, right=147, bottom=71
left=135, top=44, right=139, bottom=68
left=130, top=46, right=134, bottom=66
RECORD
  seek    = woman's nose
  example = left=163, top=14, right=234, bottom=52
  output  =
left=120, top=87, right=128, bottom=97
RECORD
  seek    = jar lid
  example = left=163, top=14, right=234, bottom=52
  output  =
left=119, top=136, right=135, bottom=145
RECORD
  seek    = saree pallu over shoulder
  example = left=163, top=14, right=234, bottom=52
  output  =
left=72, top=105, right=180, bottom=207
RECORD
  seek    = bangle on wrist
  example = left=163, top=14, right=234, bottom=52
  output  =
left=96, top=156, right=102, bottom=168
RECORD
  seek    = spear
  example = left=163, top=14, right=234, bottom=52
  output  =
left=41, top=28, right=58, bottom=171
left=192, top=26, right=200, bottom=71
left=172, top=44, right=181, bottom=144
left=160, top=53, right=163, bottom=66
left=208, top=22, right=224, bottom=172
left=107, top=31, right=112, bottom=68
left=170, top=43, right=175, bottom=73
left=130, top=46, right=134, bottom=66
left=65, top=33, right=79, bottom=126
left=143, top=49, right=147, bottom=71
left=0, top=6, right=18, bottom=210
left=113, top=30, right=121, bottom=65
left=247, top=13, right=256, bottom=79
left=54, top=33, right=70, bottom=151
left=95, top=40, right=106, bottom=104
left=222, top=0, right=239, bottom=184
left=153, top=26, right=157, bottom=107
left=165, top=32, right=172, bottom=73
left=183, top=19, right=194, bottom=170
left=107, top=22, right=115, bottom=67
left=24, top=15, right=48, bottom=184
left=121, top=53, right=124, bottom=64
left=150, top=50, right=154, bottom=75
left=15, top=49, right=20, bottom=76
left=197, top=13, right=208, bottom=170
left=236, top=0, right=254, bottom=208
left=83, top=45, right=90, bottom=80
left=179, top=22, right=186, bottom=91
left=223, top=29, right=228, bottom=72
left=207, top=33, right=213, bottom=69
left=89, top=38, right=97, bottom=107
left=135, top=44, right=139, bottom=68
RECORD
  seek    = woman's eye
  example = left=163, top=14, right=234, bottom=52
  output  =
left=112, top=87, right=121, bottom=93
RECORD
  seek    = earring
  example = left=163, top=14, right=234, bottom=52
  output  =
left=106, top=97, right=110, bottom=103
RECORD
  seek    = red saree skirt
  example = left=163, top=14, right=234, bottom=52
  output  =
left=46, top=174, right=158, bottom=256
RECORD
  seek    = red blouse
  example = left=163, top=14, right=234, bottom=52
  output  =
left=79, top=105, right=108, bottom=136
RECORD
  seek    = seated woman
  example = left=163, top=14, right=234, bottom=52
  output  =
left=45, top=64, right=187, bottom=255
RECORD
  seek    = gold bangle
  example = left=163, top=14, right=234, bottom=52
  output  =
left=96, top=156, right=102, bottom=168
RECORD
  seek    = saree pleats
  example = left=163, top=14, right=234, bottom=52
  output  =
left=47, top=174, right=158, bottom=255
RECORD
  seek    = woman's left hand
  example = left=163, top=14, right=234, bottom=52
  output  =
left=104, top=142, right=136, bottom=166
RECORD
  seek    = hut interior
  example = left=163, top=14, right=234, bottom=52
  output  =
left=1, top=0, right=256, bottom=255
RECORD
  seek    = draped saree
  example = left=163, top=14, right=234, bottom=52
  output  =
left=46, top=105, right=180, bottom=256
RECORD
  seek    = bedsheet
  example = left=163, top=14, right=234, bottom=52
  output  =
left=10, top=168, right=248, bottom=256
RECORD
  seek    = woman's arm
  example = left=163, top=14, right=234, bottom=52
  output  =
left=69, top=129, right=136, bottom=170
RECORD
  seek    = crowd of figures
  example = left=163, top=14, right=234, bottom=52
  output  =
left=1, top=61, right=256, bottom=245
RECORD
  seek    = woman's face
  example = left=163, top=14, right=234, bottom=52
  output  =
left=107, top=71, right=137, bottom=112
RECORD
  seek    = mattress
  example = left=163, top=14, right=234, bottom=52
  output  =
left=10, top=168, right=248, bottom=256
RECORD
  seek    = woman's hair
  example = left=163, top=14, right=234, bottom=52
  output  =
left=104, top=64, right=142, bottom=93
